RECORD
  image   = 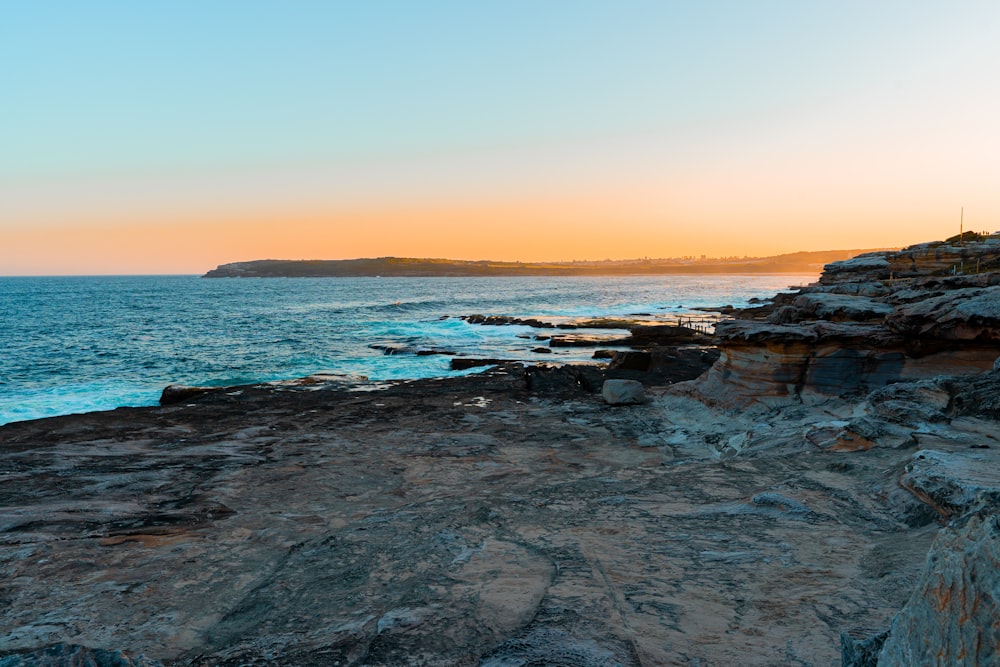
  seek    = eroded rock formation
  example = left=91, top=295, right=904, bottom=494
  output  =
left=691, top=238, right=1000, bottom=406
left=4, top=237, right=1000, bottom=666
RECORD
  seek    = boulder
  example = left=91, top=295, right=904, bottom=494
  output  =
left=876, top=513, right=1000, bottom=666
left=159, top=384, right=216, bottom=405
left=601, top=379, right=645, bottom=405
left=864, top=381, right=952, bottom=425
left=606, top=347, right=719, bottom=385
left=525, top=364, right=604, bottom=394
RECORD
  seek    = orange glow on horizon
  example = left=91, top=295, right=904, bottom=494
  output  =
left=0, top=190, right=961, bottom=276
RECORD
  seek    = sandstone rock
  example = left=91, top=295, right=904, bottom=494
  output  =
left=899, top=449, right=1000, bottom=519
left=690, top=321, right=909, bottom=406
left=821, top=242, right=1000, bottom=285
left=624, top=323, right=712, bottom=346
left=692, top=289, right=998, bottom=405
left=939, top=370, right=1000, bottom=419
left=864, top=381, right=952, bottom=425
left=0, top=369, right=975, bottom=666
left=811, top=281, right=890, bottom=298
left=789, top=293, right=893, bottom=322
left=601, top=379, right=645, bottom=405
left=820, top=252, right=892, bottom=284
left=877, top=513, right=1000, bottom=666
left=886, top=285, right=1000, bottom=341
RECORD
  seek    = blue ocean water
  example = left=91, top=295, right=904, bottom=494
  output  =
left=0, top=274, right=811, bottom=425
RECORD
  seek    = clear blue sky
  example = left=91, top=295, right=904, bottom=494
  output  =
left=2, top=1, right=999, bottom=273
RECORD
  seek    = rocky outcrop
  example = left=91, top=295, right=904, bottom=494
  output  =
left=689, top=237, right=1000, bottom=406
left=606, top=347, right=719, bottom=385
left=6, top=369, right=958, bottom=666
left=819, top=240, right=1000, bottom=285
left=885, top=285, right=1000, bottom=341
left=875, top=513, right=1000, bottom=666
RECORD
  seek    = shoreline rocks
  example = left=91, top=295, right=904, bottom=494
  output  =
left=5, top=235, right=1000, bottom=666
left=690, top=238, right=1000, bottom=407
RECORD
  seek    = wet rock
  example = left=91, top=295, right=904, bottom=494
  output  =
left=159, top=384, right=217, bottom=405
left=462, top=314, right=554, bottom=328
left=601, top=379, right=645, bottom=405
left=415, top=348, right=457, bottom=356
left=548, top=334, right=630, bottom=347
left=451, top=358, right=517, bottom=370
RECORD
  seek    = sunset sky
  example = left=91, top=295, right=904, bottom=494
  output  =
left=3, top=2, right=999, bottom=275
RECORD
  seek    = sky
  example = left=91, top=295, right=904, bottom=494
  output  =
left=2, top=1, right=999, bottom=275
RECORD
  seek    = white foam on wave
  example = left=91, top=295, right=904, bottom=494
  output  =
left=1, top=274, right=815, bottom=426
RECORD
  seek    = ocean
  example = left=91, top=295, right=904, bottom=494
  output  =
left=0, top=274, right=812, bottom=425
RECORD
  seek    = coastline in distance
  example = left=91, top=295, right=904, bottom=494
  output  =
left=203, top=249, right=888, bottom=278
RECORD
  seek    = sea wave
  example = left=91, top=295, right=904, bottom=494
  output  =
left=0, top=274, right=811, bottom=424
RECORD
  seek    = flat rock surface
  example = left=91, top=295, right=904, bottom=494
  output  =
left=0, top=368, right=988, bottom=666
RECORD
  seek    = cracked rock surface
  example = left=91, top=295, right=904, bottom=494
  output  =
left=4, top=364, right=999, bottom=666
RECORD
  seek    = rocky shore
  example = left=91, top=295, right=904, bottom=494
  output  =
left=2, top=236, right=999, bottom=666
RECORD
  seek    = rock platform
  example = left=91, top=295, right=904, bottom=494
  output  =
left=3, top=236, right=1000, bottom=666
left=2, top=361, right=998, bottom=666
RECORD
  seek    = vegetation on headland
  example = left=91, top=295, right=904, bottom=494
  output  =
left=203, top=249, right=889, bottom=278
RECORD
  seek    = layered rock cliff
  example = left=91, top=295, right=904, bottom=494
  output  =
left=691, top=237, right=1000, bottom=406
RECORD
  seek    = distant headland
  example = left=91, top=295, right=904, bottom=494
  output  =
left=203, top=249, right=887, bottom=278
